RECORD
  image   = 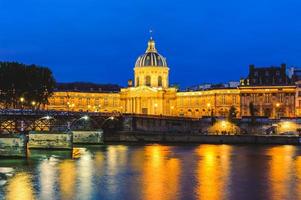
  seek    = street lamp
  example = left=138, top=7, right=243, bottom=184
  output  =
left=71, top=103, right=75, bottom=111
left=20, top=97, right=25, bottom=109
left=31, top=101, right=36, bottom=111
left=82, top=115, right=89, bottom=121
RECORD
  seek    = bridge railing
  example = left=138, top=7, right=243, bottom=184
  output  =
left=0, top=109, right=117, bottom=117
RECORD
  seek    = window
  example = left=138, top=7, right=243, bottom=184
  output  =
left=279, top=94, right=283, bottom=103
left=233, top=96, right=237, bottom=104
left=264, top=94, right=270, bottom=103
left=298, top=91, right=301, bottom=97
left=265, top=71, right=269, bottom=76
left=136, top=77, right=140, bottom=86
left=145, top=76, right=151, bottom=86
left=104, top=98, right=108, bottom=106
left=158, top=76, right=162, bottom=87
left=222, top=95, right=226, bottom=104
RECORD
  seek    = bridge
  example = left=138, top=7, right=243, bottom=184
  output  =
left=0, top=109, right=121, bottom=133
left=0, top=109, right=201, bottom=134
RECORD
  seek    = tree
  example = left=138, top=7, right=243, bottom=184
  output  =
left=210, top=109, right=216, bottom=125
left=228, top=106, right=237, bottom=122
left=0, top=62, right=56, bottom=109
left=249, top=102, right=257, bottom=124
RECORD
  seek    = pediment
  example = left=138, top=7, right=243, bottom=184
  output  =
left=123, top=86, right=163, bottom=97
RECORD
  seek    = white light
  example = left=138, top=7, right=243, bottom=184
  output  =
left=45, top=116, right=51, bottom=120
left=82, top=115, right=89, bottom=120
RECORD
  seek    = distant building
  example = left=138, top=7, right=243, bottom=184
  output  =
left=290, top=67, right=301, bottom=82
left=46, top=38, right=297, bottom=118
left=240, top=64, right=292, bottom=86
left=186, top=81, right=240, bottom=91
left=295, top=80, right=301, bottom=116
left=55, top=82, right=121, bottom=93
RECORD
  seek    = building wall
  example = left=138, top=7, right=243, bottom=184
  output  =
left=176, top=89, right=241, bottom=118
left=120, top=86, right=177, bottom=115
left=239, top=86, right=296, bottom=118
left=47, top=91, right=121, bottom=112
left=295, top=81, right=301, bottom=117
left=134, top=67, right=169, bottom=88
left=46, top=85, right=297, bottom=119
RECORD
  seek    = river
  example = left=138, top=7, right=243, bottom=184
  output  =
left=1, top=144, right=301, bottom=200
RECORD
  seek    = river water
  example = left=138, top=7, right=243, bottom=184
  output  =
left=1, top=144, right=301, bottom=200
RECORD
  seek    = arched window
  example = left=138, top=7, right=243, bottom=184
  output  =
left=158, top=76, right=162, bottom=87
left=145, top=76, right=151, bottom=86
left=136, top=77, right=140, bottom=86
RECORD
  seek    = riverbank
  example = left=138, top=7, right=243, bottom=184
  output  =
left=105, top=131, right=301, bottom=145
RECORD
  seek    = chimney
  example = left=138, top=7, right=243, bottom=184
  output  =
left=128, top=79, right=133, bottom=87
left=281, top=63, right=286, bottom=70
left=249, top=64, right=255, bottom=77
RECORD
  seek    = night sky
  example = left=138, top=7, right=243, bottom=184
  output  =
left=1, top=0, right=301, bottom=88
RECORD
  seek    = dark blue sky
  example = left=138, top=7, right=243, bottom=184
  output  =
left=1, top=0, right=301, bottom=87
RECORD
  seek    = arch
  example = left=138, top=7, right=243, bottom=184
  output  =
left=158, top=76, right=162, bottom=87
left=145, top=76, right=151, bottom=86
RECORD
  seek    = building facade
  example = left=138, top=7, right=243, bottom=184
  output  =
left=47, top=38, right=297, bottom=118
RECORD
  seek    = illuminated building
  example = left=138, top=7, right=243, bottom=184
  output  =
left=239, top=85, right=296, bottom=118
left=47, top=38, right=297, bottom=118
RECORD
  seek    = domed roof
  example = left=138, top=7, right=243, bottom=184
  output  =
left=135, top=38, right=167, bottom=68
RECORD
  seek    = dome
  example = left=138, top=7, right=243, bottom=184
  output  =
left=135, top=38, right=167, bottom=67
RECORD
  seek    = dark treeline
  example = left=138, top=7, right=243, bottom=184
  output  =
left=0, top=62, right=56, bottom=109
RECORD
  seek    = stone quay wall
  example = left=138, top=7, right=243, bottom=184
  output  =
left=120, top=115, right=301, bottom=135
left=72, top=131, right=103, bottom=144
left=0, top=134, right=27, bottom=157
left=28, top=131, right=72, bottom=149
left=105, top=132, right=301, bottom=145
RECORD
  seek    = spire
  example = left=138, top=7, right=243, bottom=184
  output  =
left=149, top=29, right=153, bottom=40
left=146, top=29, right=157, bottom=53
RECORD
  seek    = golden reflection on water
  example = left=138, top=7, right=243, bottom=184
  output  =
left=106, top=145, right=129, bottom=194
left=5, top=145, right=301, bottom=200
left=195, top=145, right=232, bottom=200
left=267, top=145, right=295, bottom=200
left=39, top=158, right=58, bottom=200
left=295, top=156, right=301, bottom=200
left=6, top=172, right=35, bottom=200
left=59, top=160, right=76, bottom=200
left=142, top=145, right=181, bottom=200
left=77, top=150, right=94, bottom=200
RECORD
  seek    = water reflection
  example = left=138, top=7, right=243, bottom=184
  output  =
left=77, top=150, right=94, bottom=200
left=6, top=172, right=35, bottom=200
left=195, top=145, right=232, bottom=200
left=142, top=145, right=181, bottom=200
left=59, top=160, right=76, bottom=200
left=267, top=146, right=296, bottom=200
left=39, top=157, right=59, bottom=200
left=2, top=145, right=301, bottom=200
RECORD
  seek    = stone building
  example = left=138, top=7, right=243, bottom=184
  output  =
left=119, top=38, right=177, bottom=115
left=240, top=64, right=292, bottom=86
left=47, top=38, right=297, bottom=119
left=239, top=86, right=296, bottom=118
